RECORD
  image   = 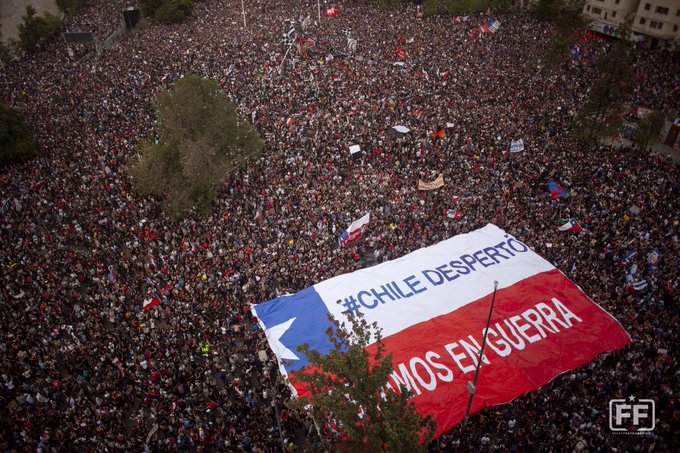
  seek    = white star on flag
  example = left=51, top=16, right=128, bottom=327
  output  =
left=266, top=317, right=299, bottom=361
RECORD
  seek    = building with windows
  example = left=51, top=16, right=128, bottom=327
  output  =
left=582, top=0, right=680, bottom=48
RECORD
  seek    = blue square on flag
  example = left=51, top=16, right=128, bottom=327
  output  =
left=253, top=287, right=337, bottom=373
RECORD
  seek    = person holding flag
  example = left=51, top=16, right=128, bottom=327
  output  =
left=338, top=213, right=371, bottom=247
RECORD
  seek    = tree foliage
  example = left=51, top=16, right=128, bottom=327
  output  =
left=17, top=6, right=63, bottom=54
left=140, top=0, right=193, bottom=24
left=422, top=0, right=513, bottom=16
left=535, top=1, right=587, bottom=71
left=139, top=0, right=165, bottom=17
left=573, top=44, right=633, bottom=146
left=0, top=25, right=14, bottom=66
left=365, top=0, right=405, bottom=8
left=0, top=103, right=37, bottom=164
left=534, top=0, right=584, bottom=24
left=295, top=314, right=437, bottom=452
left=635, top=110, right=667, bottom=153
left=130, top=74, right=263, bottom=218
left=56, top=0, right=83, bottom=17
left=155, top=0, right=193, bottom=24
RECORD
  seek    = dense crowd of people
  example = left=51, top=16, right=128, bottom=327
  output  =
left=1, top=0, right=678, bottom=451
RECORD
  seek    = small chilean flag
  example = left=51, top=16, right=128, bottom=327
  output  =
left=338, top=213, right=370, bottom=247
left=480, top=19, right=501, bottom=33
left=143, top=294, right=162, bottom=311
left=446, top=209, right=462, bottom=219
left=325, top=7, right=338, bottom=17
left=558, top=219, right=583, bottom=232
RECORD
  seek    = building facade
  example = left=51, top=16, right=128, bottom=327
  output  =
left=582, top=0, right=680, bottom=48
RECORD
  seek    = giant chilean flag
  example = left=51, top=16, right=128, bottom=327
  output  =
left=252, top=224, right=630, bottom=438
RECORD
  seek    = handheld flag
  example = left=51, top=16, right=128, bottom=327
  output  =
left=389, top=125, right=410, bottom=138
left=626, top=264, right=648, bottom=291
left=558, top=219, right=582, bottom=232
left=621, top=249, right=637, bottom=265
left=510, top=139, right=524, bottom=153
left=432, top=129, right=445, bottom=140
left=348, top=144, right=362, bottom=158
left=480, top=19, right=501, bottom=34
left=547, top=181, right=569, bottom=200
left=143, top=294, right=162, bottom=311
left=446, top=208, right=462, bottom=219
left=338, top=213, right=370, bottom=247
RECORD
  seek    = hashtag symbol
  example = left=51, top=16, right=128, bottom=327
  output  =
left=342, top=296, right=361, bottom=317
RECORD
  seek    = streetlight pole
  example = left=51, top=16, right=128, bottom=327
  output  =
left=463, top=280, right=498, bottom=427
left=241, top=0, right=247, bottom=28
left=318, top=0, right=321, bottom=24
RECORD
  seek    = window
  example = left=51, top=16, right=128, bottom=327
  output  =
left=655, top=7, right=669, bottom=15
left=649, top=21, right=663, bottom=30
left=592, top=7, right=602, bottom=15
left=639, top=17, right=646, bottom=25
left=615, top=0, right=620, bottom=4
left=644, top=3, right=650, bottom=11
left=674, top=25, right=679, bottom=32
left=612, top=12, right=617, bottom=18
left=586, top=5, right=590, bottom=12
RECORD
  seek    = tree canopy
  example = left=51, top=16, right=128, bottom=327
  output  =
left=635, top=110, right=667, bottom=153
left=295, top=314, right=437, bottom=452
left=130, top=74, right=263, bottom=218
left=140, top=0, right=194, bottom=24
left=0, top=25, right=14, bottom=66
left=0, top=103, right=37, bottom=164
left=56, top=0, right=83, bottom=18
left=421, top=0, right=513, bottom=16
left=573, top=44, right=633, bottom=146
left=17, top=6, right=63, bottom=54
left=535, top=1, right=587, bottom=72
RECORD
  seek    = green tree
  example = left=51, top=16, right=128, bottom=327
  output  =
left=139, top=0, right=165, bottom=17
left=295, top=314, right=437, bottom=452
left=0, top=103, right=37, bottom=164
left=139, top=0, right=193, bottom=23
left=130, top=74, right=263, bottom=218
left=535, top=0, right=559, bottom=21
left=634, top=110, right=667, bottom=153
left=535, top=1, right=587, bottom=71
left=17, top=6, right=63, bottom=54
left=542, top=33, right=574, bottom=71
left=56, top=0, right=83, bottom=17
left=573, top=44, right=632, bottom=146
left=0, top=24, right=15, bottom=67
left=422, top=0, right=513, bottom=16
left=155, top=0, right=193, bottom=24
